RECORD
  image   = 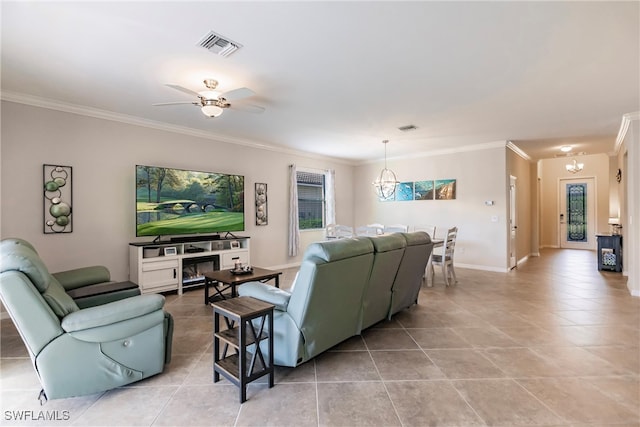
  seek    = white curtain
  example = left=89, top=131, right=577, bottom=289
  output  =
left=288, top=164, right=300, bottom=257
left=325, top=169, right=336, bottom=226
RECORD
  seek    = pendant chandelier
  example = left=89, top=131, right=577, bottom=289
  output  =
left=565, top=158, right=584, bottom=174
left=372, top=140, right=399, bottom=200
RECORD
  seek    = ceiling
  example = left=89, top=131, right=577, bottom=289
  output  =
left=2, top=1, right=638, bottom=163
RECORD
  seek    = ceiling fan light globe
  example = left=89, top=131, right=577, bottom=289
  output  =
left=201, top=105, right=223, bottom=117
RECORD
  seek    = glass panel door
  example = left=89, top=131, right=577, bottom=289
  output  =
left=566, top=183, right=587, bottom=242
left=559, top=178, right=595, bottom=250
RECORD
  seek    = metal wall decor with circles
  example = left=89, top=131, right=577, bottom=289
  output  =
left=43, top=164, right=72, bottom=233
left=255, top=183, right=268, bottom=226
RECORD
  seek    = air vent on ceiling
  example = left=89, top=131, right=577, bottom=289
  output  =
left=398, top=124, right=418, bottom=132
left=197, top=31, right=242, bottom=57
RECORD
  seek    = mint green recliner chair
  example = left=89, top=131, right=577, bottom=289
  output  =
left=0, top=238, right=173, bottom=400
left=239, top=237, right=375, bottom=367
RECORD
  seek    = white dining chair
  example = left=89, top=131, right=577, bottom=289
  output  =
left=325, top=223, right=337, bottom=239
left=413, top=224, right=436, bottom=240
left=431, top=226, right=458, bottom=286
left=356, top=226, right=378, bottom=236
left=367, top=224, right=385, bottom=235
left=384, top=224, right=409, bottom=233
left=334, top=224, right=354, bottom=238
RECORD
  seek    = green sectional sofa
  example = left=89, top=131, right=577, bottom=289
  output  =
left=0, top=238, right=173, bottom=400
left=238, top=232, right=433, bottom=367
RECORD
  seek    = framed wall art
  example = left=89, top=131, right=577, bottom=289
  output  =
left=435, top=179, right=456, bottom=200
left=43, top=164, right=73, bottom=233
left=395, top=182, right=415, bottom=201
left=255, top=183, right=268, bottom=225
left=414, top=180, right=435, bottom=200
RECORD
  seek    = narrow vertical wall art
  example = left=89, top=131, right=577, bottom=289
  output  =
left=43, top=164, right=73, bottom=233
left=255, top=183, right=268, bottom=226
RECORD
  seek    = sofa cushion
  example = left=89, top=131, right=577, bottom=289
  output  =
left=303, top=237, right=373, bottom=263
left=367, top=233, right=406, bottom=253
left=238, top=282, right=292, bottom=311
left=0, top=238, right=38, bottom=254
left=53, top=266, right=111, bottom=291
left=401, top=231, right=432, bottom=246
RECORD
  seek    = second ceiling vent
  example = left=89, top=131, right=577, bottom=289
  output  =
left=197, top=31, right=242, bottom=58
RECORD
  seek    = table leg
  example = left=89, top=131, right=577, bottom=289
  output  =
left=213, top=311, right=220, bottom=383
left=268, top=310, right=274, bottom=388
left=275, top=275, right=280, bottom=289
left=239, top=318, right=247, bottom=403
left=426, top=254, right=434, bottom=287
left=205, top=278, right=210, bottom=304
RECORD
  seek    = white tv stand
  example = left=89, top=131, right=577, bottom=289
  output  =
left=129, top=236, right=250, bottom=295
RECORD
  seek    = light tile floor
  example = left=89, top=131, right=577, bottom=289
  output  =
left=1, top=249, right=639, bottom=426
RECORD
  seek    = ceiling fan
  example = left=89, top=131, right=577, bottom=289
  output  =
left=153, top=79, right=265, bottom=117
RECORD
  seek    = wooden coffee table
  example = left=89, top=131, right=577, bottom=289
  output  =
left=203, top=267, right=282, bottom=304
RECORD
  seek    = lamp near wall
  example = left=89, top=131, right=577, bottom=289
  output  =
left=608, top=217, right=622, bottom=235
left=565, top=158, right=584, bottom=174
left=372, top=140, right=399, bottom=200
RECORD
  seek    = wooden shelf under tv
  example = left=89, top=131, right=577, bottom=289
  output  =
left=128, top=237, right=250, bottom=295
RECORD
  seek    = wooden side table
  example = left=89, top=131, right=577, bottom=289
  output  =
left=204, top=267, right=282, bottom=304
left=212, top=296, right=274, bottom=403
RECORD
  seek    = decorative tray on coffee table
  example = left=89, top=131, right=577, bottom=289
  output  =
left=230, top=268, right=253, bottom=275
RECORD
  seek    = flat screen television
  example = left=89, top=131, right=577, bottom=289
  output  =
left=136, top=165, right=244, bottom=238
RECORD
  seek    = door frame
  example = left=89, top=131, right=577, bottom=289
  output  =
left=558, top=176, right=597, bottom=250
left=509, top=175, right=517, bottom=269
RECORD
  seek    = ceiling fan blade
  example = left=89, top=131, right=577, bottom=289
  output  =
left=152, top=101, right=199, bottom=106
left=165, top=84, right=200, bottom=97
left=229, top=103, right=265, bottom=114
left=221, top=87, right=255, bottom=101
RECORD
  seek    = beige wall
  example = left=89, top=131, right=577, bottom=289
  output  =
left=0, top=101, right=354, bottom=280
left=353, top=145, right=509, bottom=271
left=616, top=114, right=639, bottom=296
left=506, top=148, right=534, bottom=265
left=539, top=154, right=610, bottom=248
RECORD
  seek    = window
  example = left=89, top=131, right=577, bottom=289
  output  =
left=297, top=170, right=325, bottom=230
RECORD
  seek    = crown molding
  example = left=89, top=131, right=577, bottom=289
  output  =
left=358, top=140, right=508, bottom=165
left=506, top=141, right=532, bottom=162
left=0, top=91, right=356, bottom=166
left=615, top=111, right=640, bottom=154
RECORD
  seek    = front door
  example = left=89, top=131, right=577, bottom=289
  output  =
left=559, top=177, right=596, bottom=250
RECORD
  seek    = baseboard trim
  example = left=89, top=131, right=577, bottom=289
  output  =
left=455, top=263, right=509, bottom=273
left=267, top=262, right=301, bottom=271
left=517, top=255, right=529, bottom=267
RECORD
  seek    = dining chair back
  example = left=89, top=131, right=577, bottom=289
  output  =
left=414, top=224, right=436, bottom=240
left=355, top=226, right=378, bottom=236
left=431, top=226, right=458, bottom=286
left=326, top=224, right=353, bottom=239
left=384, top=224, right=409, bottom=233
left=366, top=224, right=385, bottom=235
